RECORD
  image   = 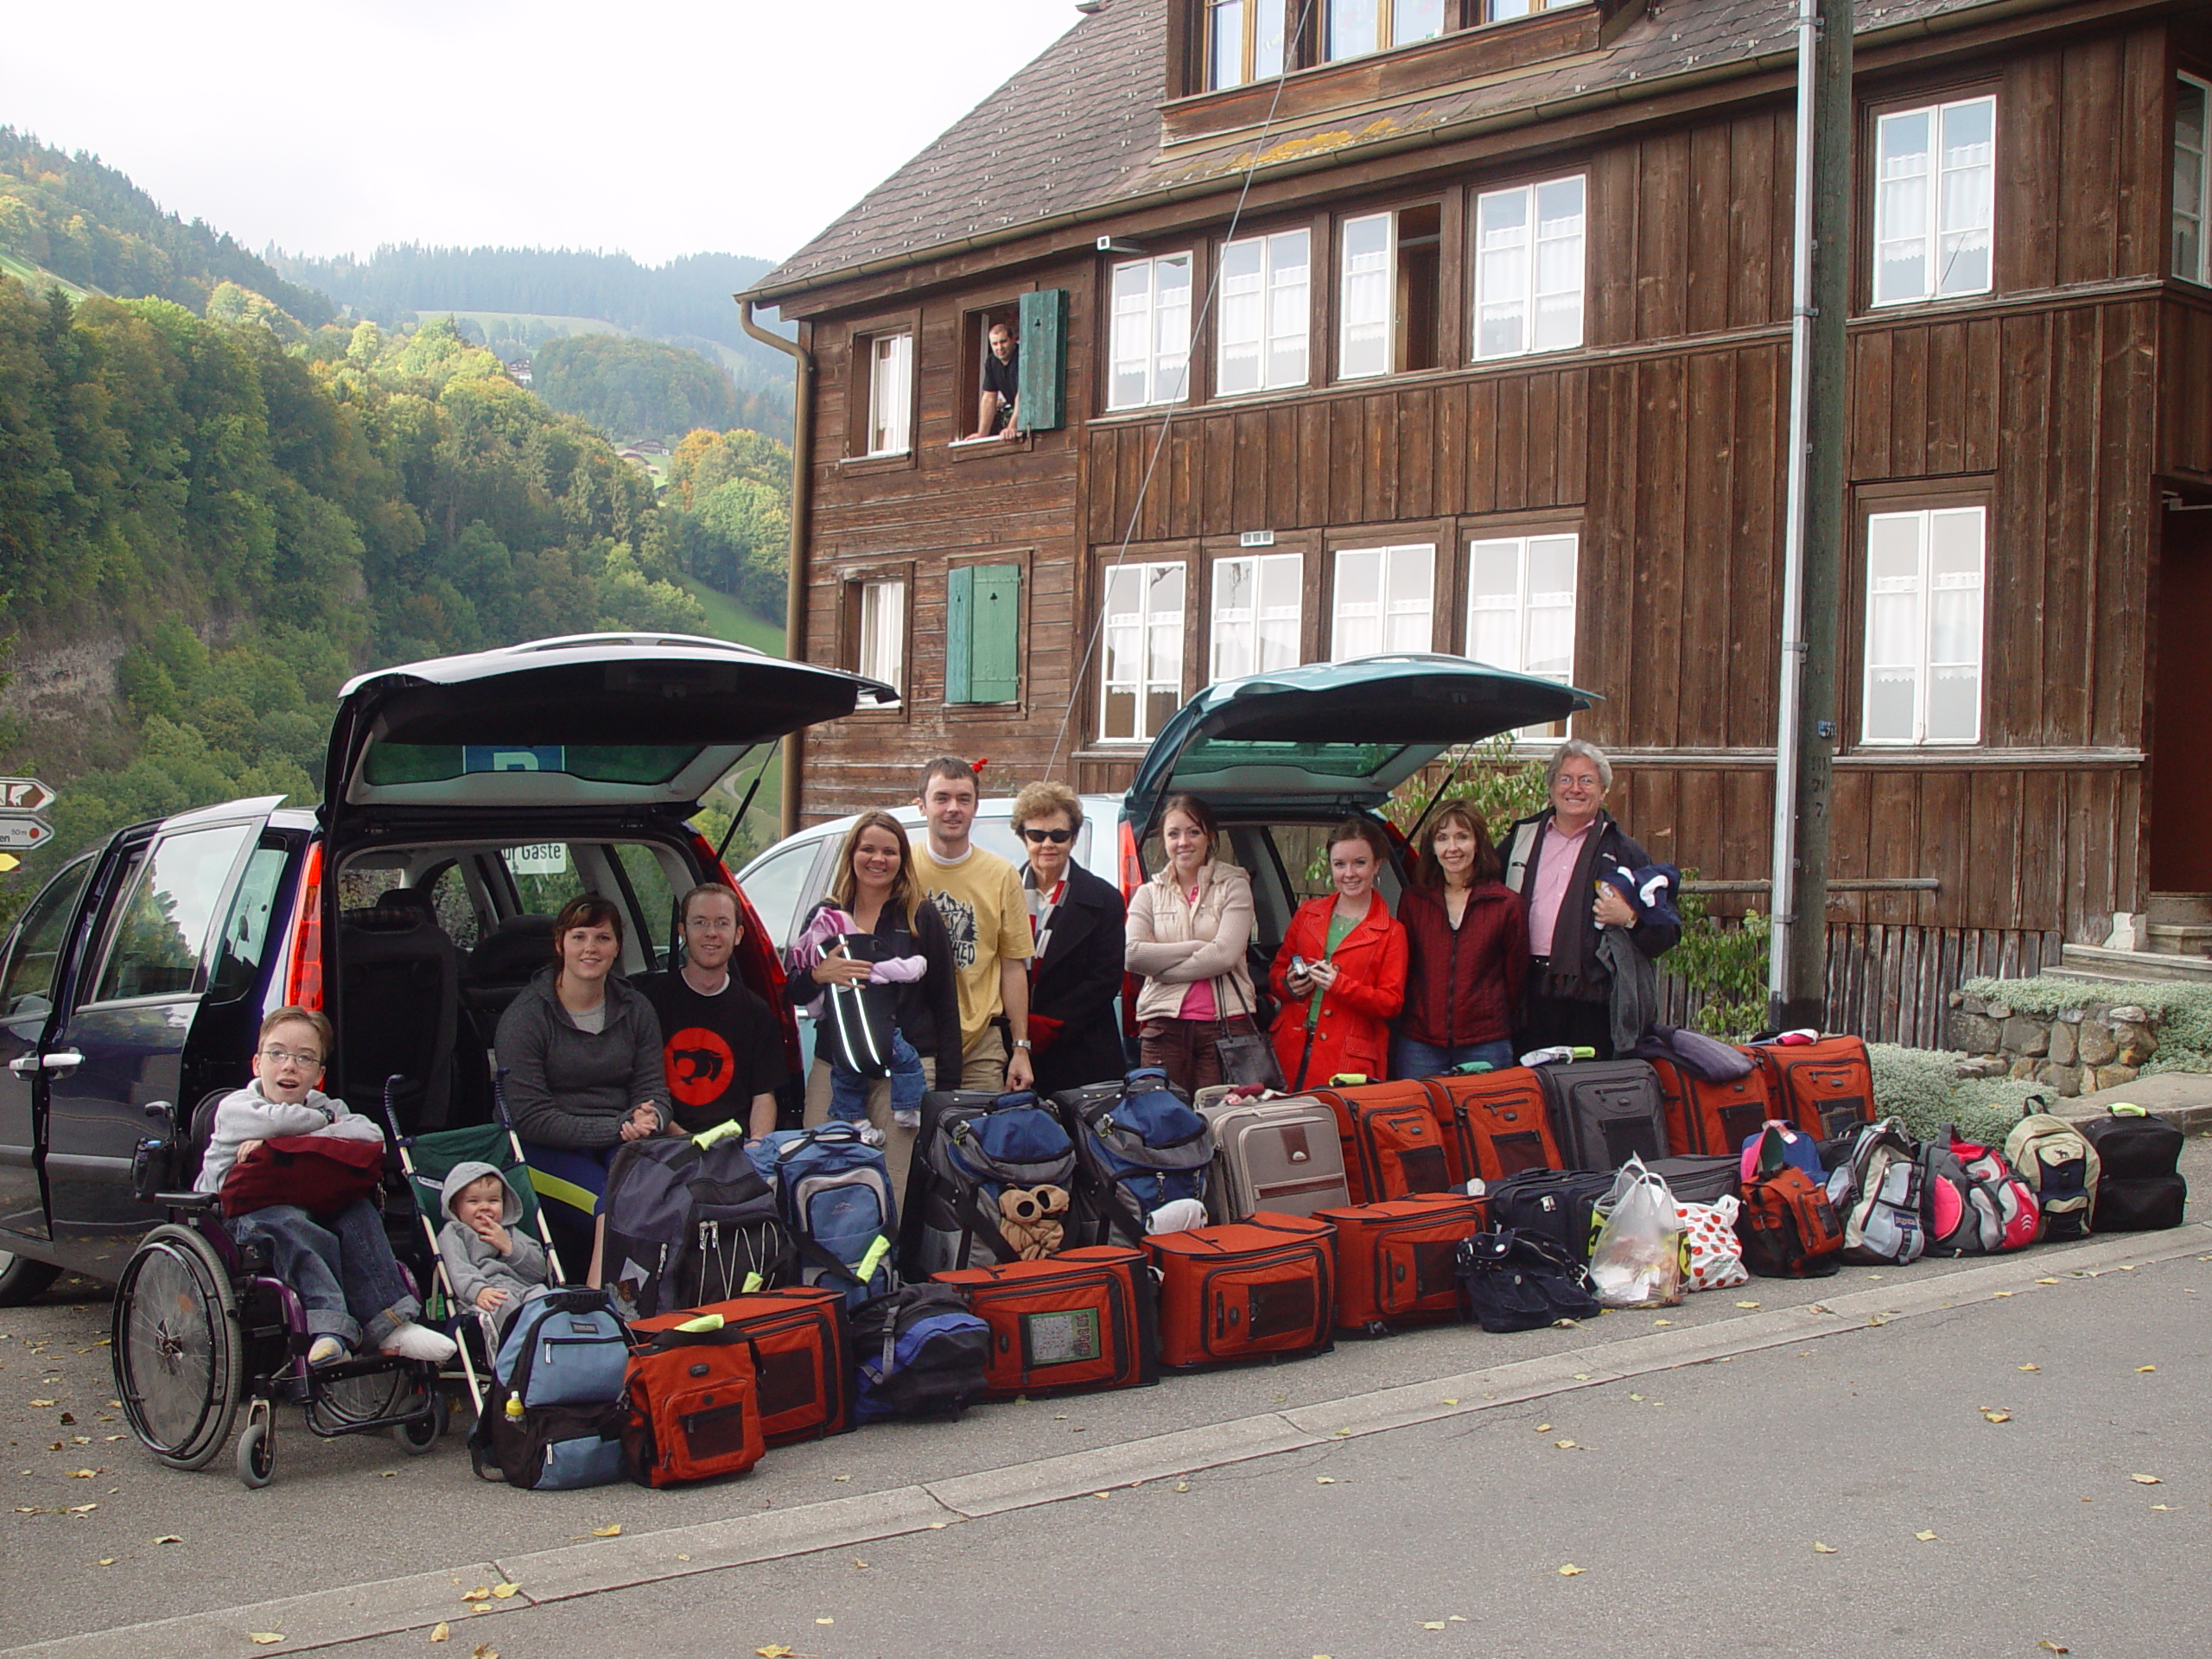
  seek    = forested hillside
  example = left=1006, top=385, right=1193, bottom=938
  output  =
left=0, top=130, right=332, bottom=324
left=531, top=333, right=740, bottom=445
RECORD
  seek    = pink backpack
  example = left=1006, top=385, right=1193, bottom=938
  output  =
left=1947, top=1128, right=2042, bottom=1250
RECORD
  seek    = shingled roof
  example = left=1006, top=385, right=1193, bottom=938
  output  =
left=754, top=0, right=2017, bottom=303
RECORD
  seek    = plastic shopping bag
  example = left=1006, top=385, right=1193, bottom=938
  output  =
left=1588, top=1157, right=1687, bottom=1308
left=1676, top=1195, right=1750, bottom=1292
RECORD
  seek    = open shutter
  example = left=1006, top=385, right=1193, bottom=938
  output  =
left=945, top=565, right=975, bottom=705
left=1018, top=289, right=1067, bottom=431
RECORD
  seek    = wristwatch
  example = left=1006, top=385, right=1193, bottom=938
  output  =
left=1013, top=1039, right=1033, bottom=1050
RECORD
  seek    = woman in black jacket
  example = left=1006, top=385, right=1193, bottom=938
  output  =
left=785, top=810, right=960, bottom=1195
left=1010, top=781, right=1129, bottom=1096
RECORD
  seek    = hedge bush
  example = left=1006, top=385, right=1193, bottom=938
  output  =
left=1866, top=1043, right=2053, bottom=1144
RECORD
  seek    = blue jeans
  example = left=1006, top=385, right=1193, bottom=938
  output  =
left=1391, top=1036, right=1518, bottom=1080
left=830, top=1029, right=924, bottom=1122
left=231, top=1198, right=420, bottom=1349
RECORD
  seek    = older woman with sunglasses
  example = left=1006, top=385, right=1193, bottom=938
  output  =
left=1010, top=781, right=1128, bottom=1095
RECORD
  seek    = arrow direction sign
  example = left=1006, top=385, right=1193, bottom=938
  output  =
left=0, top=817, right=54, bottom=850
left=0, top=779, right=55, bottom=814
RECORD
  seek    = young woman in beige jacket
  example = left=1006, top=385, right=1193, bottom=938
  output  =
left=1123, top=794, right=1260, bottom=1094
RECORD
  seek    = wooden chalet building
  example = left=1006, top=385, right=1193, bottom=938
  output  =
left=745, top=0, right=2212, bottom=1042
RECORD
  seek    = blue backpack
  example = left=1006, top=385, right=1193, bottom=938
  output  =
left=1062, top=1069, right=1216, bottom=1245
left=847, top=1284, right=990, bottom=1421
left=468, top=1287, right=631, bottom=1490
left=756, top=1123, right=901, bottom=1307
left=906, top=1090, right=1079, bottom=1274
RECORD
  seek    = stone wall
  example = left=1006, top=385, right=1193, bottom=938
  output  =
left=1945, top=993, right=2158, bottom=1096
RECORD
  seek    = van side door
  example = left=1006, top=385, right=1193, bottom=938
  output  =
left=43, top=817, right=261, bottom=1269
left=0, top=854, right=98, bottom=1243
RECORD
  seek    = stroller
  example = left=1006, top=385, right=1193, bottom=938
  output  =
left=385, top=1070, right=571, bottom=1433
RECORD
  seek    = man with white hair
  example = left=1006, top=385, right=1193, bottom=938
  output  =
left=1498, top=739, right=1679, bottom=1057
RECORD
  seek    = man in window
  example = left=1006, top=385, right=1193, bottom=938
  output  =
left=634, top=883, right=788, bottom=1140
left=967, top=321, right=1021, bottom=441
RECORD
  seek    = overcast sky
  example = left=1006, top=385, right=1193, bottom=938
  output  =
left=1, top=0, right=1078, bottom=266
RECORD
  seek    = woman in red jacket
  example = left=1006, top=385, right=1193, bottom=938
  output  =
left=1269, top=818, right=1409, bottom=1091
left=1392, top=803, right=1529, bottom=1077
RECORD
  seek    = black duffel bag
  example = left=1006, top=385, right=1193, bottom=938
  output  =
left=1455, top=1229, right=1604, bottom=1333
left=1485, top=1167, right=1615, bottom=1263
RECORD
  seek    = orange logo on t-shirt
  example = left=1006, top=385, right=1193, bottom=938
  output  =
left=664, top=1027, right=735, bottom=1109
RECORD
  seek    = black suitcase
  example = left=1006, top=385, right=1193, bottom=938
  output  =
left=2081, top=1109, right=2189, bottom=1233
left=1535, top=1060, right=1670, bottom=1172
left=1645, top=1154, right=1741, bottom=1206
left=1486, top=1168, right=1614, bottom=1264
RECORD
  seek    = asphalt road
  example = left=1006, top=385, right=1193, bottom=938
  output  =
left=3, top=1135, right=2206, bottom=1656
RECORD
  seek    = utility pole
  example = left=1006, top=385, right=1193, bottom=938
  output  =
left=1769, top=0, right=1853, bottom=1031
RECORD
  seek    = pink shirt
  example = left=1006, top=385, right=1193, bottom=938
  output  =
left=1526, top=817, right=1593, bottom=957
left=1174, top=886, right=1218, bottom=1019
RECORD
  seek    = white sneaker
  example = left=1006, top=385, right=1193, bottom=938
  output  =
left=307, top=1335, right=348, bottom=1367
left=891, top=1109, right=921, bottom=1130
left=378, top=1322, right=457, bottom=1363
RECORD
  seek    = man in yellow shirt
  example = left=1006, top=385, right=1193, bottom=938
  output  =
left=910, top=756, right=1035, bottom=1092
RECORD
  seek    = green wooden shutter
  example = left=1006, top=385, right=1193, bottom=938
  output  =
left=945, top=565, right=976, bottom=704
left=1017, top=289, right=1067, bottom=432
left=944, top=563, right=1021, bottom=704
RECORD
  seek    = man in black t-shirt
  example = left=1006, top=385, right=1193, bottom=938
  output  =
left=635, top=884, right=788, bottom=1138
left=969, top=321, right=1021, bottom=441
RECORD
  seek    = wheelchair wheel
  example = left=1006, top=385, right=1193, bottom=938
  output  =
left=236, top=1401, right=274, bottom=1489
left=394, top=1384, right=447, bottom=1454
left=111, top=1224, right=241, bottom=1471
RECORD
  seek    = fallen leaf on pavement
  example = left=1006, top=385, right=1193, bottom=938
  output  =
left=1316, top=1476, right=1337, bottom=1484
left=95, top=1558, right=114, bottom=1567
left=1992, top=1291, right=2012, bottom=1298
left=2037, top=1643, right=2069, bottom=1654
left=927, top=1522, right=947, bottom=1529
left=756, top=1647, right=794, bottom=1658
left=490, top=1583, right=519, bottom=1599
left=832, top=1474, right=850, bottom=1482
left=29, top=1399, right=54, bottom=1408
left=1734, top=1300, right=1760, bottom=1309
left=2152, top=1504, right=2173, bottom=1511
left=816, top=1618, right=834, bottom=1625
left=1173, top=1481, right=1190, bottom=1493
left=67, top=1503, right=94, bottom=1514
left=1813, top=1542, right=1837, bottom=1554
left=2132, top=1474, right=2163, bottom=1484
left=1570, top=1372, right=1590, bottom=1381
left=1916, top=1530, right=1939, bottom=1541
left=1652, top=1319, right=1674, bottom=1327
left=1983, top=1409, right=2012, bottom=1423
left=69, top=1469, right=95, bottom=1478
left=154, top=1535, right=181, bottom=1544
left=1440, top=1397, right=1459, bottom=1406
left=2036, top=1278, right=2058, bottom=1285
left=590, top=1524, right=621, bottom=1537
left=470, top=1646, right=497, bottom=1659
left=2020, top=1363, right=2040, bottom=1371
left=1333, top=1427, right=1352, bottom=1437
left=1558, top=1564, right=1585, bottom=1576
left=1534, top=1424, right=1551, bottom=1433
left=2136, top=1366, right=2157, bottom=1373
left=1421, top=1621, right=1446, bottom=1630
left=461, top=1587, right=490, bottom=1603
left=430, top=1624, right=449, bottom=1643
left=1554, top=1440, right=1578, bottom=1450
left=1449, top=1616, right=1468, bottom=1622
left=248, top=1637, right=283, bottom=1647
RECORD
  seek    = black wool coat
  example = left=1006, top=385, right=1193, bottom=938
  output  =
left=1026, top=861, right=1131, bottom=1096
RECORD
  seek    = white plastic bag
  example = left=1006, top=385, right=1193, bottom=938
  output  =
left=1675, top=1195, right=1750, bottom=1292
left=1588, top=1158, right=1686, bottom=1308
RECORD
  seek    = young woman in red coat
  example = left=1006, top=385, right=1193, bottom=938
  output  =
left=1391, top=802, right=1529, bottom=1078
left=1269, top=818, right=1409, bottom=1091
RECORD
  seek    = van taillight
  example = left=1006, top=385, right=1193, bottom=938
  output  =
left=1119, top=819, right=1143, bottom=897
left=284, top=842, right=325, bottom=1010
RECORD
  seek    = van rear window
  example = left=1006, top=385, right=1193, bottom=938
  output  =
left=362, top=745, right=703, bottom=785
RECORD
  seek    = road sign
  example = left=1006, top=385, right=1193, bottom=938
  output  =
left=0, top=817, right=54, bottom=850
left=0, top=854, right=17, bottom=872
left=0, top=779, right=54, bottom=814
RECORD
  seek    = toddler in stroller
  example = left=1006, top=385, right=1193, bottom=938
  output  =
left=436, top=1163, right=550, bottom=1345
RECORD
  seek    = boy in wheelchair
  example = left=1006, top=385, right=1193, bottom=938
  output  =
left=196, top=1007, right=457, bottom=1367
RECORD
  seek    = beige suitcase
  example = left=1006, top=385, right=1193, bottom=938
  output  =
left=1195, top=1090, right=1352, bottom=1223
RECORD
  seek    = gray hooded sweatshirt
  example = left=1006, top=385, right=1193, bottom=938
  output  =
left=194, top=1081, right=385, bottom=1193
left=436, top=1160, right=550, bottom=1309
left=493, top=966, right=670, bottom=1149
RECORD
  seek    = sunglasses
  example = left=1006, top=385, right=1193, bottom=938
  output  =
left=1021, top=827, right=1074, bottom=844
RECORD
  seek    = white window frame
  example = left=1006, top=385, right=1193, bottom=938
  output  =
left=1325, top=0, right=1446, bottom=61
left=1338, top=212, right=1396, bottom=380
left=1099, top=560, right=1187, bottom=743
left=1465, top=531, right=1578, bottom=738
left=1206, top=0, right=1286, bottom=90
left=2176, top=73, right=2211, bottom=284
left=1217, top=229, right=1311, bottom=395
left=855, top=576, right=905, bottom=704
left=1872, top=94, right=1997, bottom=308
left=1860, top=505, right=1986, bottom=747
left=1210, top=553, right=1304, bottom=682
left=1471, top=175, right=1586, bottom=361
left=1331, top=543, right=1434, bottom=660
left=1108, top=253, right=1193, bottom=411
left=865, top=332, right=912, bottom=456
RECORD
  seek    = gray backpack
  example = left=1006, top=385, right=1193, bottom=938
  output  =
left=2004, top=1114, right=2100, bottom=1241
left=1826, top=1117, right=1926, bottom=1265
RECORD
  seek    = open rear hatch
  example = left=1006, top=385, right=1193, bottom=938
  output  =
left=322, top=633, right=896, bottom=830
left=1123, top=654, right=1593, bottom=831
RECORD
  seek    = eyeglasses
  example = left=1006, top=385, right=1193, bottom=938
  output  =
left=1020, top=827, right=1073, bottom=845
left=259, top=1045, right=322, bottom=1069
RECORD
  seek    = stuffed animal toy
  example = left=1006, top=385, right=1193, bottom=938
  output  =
left=996, top=1184, right=1069, bottom=1260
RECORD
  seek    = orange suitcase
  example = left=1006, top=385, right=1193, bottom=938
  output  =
left=933, top=1245, right=1158, bottom=1400
left=1143, top=1212, right=1335, bottom=1369
left=1421, top=1067, right=1561, bottom=1182
left=1319, top=1193, right=1487, bottom=1332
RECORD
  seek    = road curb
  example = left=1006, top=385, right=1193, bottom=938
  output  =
left=11, top=1222, right=2207, bottom=1658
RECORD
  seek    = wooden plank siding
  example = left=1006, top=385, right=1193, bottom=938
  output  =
left=779, top=24, right=2190, bottom=1040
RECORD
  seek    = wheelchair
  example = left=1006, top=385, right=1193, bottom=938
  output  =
left=108, top=1084, right=451, bottom=1488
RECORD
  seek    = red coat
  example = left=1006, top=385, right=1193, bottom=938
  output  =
left=1268, top=895, right=1408, bottom=1090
